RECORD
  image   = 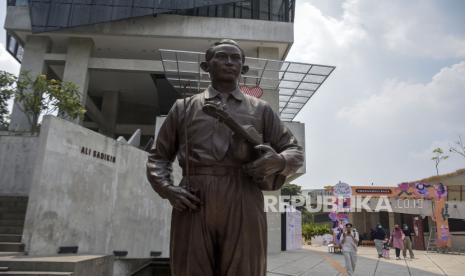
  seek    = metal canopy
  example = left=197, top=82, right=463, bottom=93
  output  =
left=159, top=49, right=335, bottom=121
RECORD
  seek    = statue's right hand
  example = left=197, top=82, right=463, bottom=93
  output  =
left=164, top=186, right=201, bottom=212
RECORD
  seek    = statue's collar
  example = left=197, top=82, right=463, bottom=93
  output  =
left=204, top=85, right=244, bottom=102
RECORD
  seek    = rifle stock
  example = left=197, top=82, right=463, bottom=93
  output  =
left=202, top=103, right=276, bottom=189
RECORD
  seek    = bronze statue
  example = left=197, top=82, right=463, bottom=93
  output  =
left=146, top=39, right=304, bottom=276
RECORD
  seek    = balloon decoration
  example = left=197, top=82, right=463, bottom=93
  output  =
left=329, top=182, right=352, bottom=245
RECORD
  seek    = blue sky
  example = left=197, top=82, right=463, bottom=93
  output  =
left=1, top=0, right=464, bottom=189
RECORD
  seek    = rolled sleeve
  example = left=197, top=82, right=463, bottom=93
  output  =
left=261, top=103, right=304, bottom=190
left=146, top=100, right=180, bottom=198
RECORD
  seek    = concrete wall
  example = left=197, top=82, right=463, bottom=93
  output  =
left=0, top=133, right=39, bottom=196
left=284, top=121, right=306, bottom=176
left=447, top=201, right=465, bottom=220
left=22, top=116, right=171, bottom=258
left=74, top=255, right=114, bottom=276
left=450, top=232, right=465, bottom=250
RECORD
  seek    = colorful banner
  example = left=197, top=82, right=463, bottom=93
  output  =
left=346, top=183, right=451, bottom=248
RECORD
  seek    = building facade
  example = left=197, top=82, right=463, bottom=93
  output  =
left=2, top=0, right=329, bottom=265
left=6, top=0, right=296, bottom=137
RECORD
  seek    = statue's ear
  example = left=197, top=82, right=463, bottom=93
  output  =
left=200, top=61, right=209, bottom=72
left=241, top=65, right=249, bottom=75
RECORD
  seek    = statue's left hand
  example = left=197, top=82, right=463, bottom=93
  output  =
left=242, top=144, right=285, bottom=179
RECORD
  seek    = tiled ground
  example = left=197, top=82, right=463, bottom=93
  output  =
left=267, top=245, right=465, bottom=276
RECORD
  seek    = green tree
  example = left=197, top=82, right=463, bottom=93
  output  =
left=281, top=183, right=315, bottom=224
left=432, top=147, right=449, bottom=176
left=0, top=70, right=86, bottom=133
left=449, top=135, right=465, bottom=159
left=281, top=183, right=302, bottom=196
left=0, top=71, right=16, bottom=130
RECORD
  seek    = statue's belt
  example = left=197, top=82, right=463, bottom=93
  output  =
left=182, top=165, right=242, bottom=176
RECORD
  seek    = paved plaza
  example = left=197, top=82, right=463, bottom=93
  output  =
left=267, top=245, right=465, bottom=276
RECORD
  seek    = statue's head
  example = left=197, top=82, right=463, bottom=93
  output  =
left=200, top=39, right=249, bottom=83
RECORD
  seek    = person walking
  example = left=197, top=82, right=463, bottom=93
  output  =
left=389, top=224, right=405, bottom=260
left=372, top=223, right=386, bottom=258
left=339, top=223, right=359, bottom=276
left=402, top=224, right=415, bottom=259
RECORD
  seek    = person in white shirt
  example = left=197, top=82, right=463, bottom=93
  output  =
left=339, top=223, right=359, bottom=276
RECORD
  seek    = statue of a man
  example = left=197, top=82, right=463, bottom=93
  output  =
left=147, top=39, right=304, bottom=276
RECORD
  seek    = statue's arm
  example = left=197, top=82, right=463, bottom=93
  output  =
left=146, top=100, right=180, bottom=199
left=262, top=103, right=304, bottom=189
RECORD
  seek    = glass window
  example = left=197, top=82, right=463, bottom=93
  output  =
left=447, top=186, right=461, bottom=201
left=448, top=218, right=465, bottom=232
left=16, top=45, right=24, bottom=62
left=270, top=0, right=283, bottom=21
left=240, top=1, right=252, bottom=19
left=259, top=0, right=270, bottom=20
left=8, top=36, right=17, bottom=54
left=8, top=0, right=28, bottom=6
left=18, top=0, right=29, bottom=5
left=172, top=0, right=291, bottom=22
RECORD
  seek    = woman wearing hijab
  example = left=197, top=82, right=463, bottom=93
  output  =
left=339, top=223, right=359, bottom=276
left=389, top=224, right=405, bottom=260
left=402, top=224, right=415, bottom=259
left=372, top=223, right=386, bottom=258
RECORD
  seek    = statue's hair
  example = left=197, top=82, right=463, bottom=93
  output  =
left=205, top=39, right=246, bottom=63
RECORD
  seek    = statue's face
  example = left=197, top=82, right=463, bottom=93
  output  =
left=204, top=44, right=244, bottom=82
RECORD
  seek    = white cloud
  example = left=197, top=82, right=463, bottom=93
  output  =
left=288, top=0, right=368, bottom=64
left=337, top=61, right=465, bottom=135
left=296, top=0, right=465, bottom=61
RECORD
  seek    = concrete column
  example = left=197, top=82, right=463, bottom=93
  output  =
left=258, top=47, right=283, bottom=254
left=101, top=91, right=119, bottom=137
left=388, top=212, right=395, bottom=231
left=9, top=36, right=51, bottom=132
left=257, top=47, right=280, bottom=112
left=62, top=37, right=94, bottom=124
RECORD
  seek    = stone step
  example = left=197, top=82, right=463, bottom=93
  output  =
left=0, top=253, right=24, bottom=257
left=0, top=214, right=26, bottom=221
left=0, top=208, right=27, bottom=215
left=0, top=202, right=28, bottom=209
left=0, top=221, right=24, bottom=228
left=0, top=197, right=28, bottom=204
left=0, top=272, right=73, bottom=275
left=0, top=243, right=24, bottom=253
left=0, top=200, right=27, bottom=207
left=0, top=236, right=22, bottom=243
left=0, top=261, right=75, bottom=273
left=0, top=227, right=23, bottom=235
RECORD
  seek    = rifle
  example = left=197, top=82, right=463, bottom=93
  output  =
left=202, top=102, right=276, bottom=187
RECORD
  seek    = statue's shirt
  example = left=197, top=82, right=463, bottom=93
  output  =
left=147, top=85, right=303, bottom=193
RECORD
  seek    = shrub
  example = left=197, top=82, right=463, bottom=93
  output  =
left=302, top=223, right=331, bottom=240
left=0, top=70, right=86, bottom=133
